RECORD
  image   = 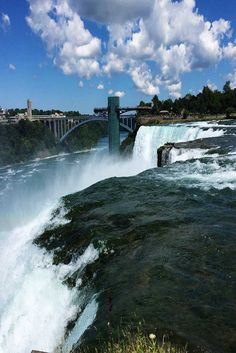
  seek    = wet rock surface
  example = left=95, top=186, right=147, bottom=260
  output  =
left=35, top=169, right=236, bottom=353
left=157, top=135, right=236, bottom=167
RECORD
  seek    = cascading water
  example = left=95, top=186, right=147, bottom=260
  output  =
left=133, top=124, right=225, bottom=168
left=0, top=197, right=100, bottom=353
left=0, top=121, right=234, bottom=353
left=0, top=147, right=144, bottom=353
left=0, top=157, right=105, bottom=353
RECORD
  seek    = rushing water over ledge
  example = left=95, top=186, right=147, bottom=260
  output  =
left=0, top=121, right=236, bottom=353
left=133, top=123, right=225, bottom=168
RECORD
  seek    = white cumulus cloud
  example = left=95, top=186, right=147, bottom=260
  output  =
left=105, top=0, right=231, bottom=96
left=1, top=13, right=10, bottom=30
left=129, top=63, right=160, bottom=96
left=223, top=43, right=236, bottom=87
left=228, top=71, right=236, bottom=89
left=0, top=12, right=11, bottom=31
left=97, top=84, right=104, bottom=90
left=26, top=0, right=235, bottom=97
left=224, top=43, right=236, bottom=61
left=27, top=0, right=101, bottom=78
left=207, top=81, right=217, bottom=91
left=114, top=91, right=125, bottom=98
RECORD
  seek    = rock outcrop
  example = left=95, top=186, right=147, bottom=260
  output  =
left=157, top=143, right=175, bottom=167
left=34, top=169, right=236, bottom=353
left=157, top=135, right=236, bottom=167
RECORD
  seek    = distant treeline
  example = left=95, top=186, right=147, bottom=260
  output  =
left=6, top=108, right=81, bottom=117
left=139, top=81, right=236, bottom=117
left=63, top=121, right=108, bottom=152
left=0, top=120, right=62, bottom=166
left=0, top=119, right=108, bottom=167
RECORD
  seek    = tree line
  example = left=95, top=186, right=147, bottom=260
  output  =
left=0, top=119, right=108, bottom=167
left=3, top=81, right=236, bottom=119
left=6, top=108, right=81, bottom=117
left=0, top=119, right=62, bottom=166
left=139, top=81, right=236, bottom=117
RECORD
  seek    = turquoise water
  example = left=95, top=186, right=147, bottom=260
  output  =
left=0, top=122, right=235, bottom=353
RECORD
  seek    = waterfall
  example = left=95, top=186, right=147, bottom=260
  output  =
left=0, top=148, right=147, bottom=353
left=0, top=204, right=99, bottom=353
left=0, top=122, right=228, bottom=353
left=133, top=124, right=225, bottom=168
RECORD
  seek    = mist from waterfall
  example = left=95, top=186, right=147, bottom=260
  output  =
left=0, top=121, right=231, bottom=353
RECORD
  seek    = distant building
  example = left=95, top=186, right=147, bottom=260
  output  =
left=27, top=99, right=32, bottom=119
left=0, top=107, right=4, bottom=119
left=7, top=113, right=27, bottom=123
left=0, top=107, right=8, bottom=121
left=159, top=110, right=172, bottom=120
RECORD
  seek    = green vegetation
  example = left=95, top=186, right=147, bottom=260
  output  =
left=0, top=119, right=62, bottom=166
left=79, top=325, right=188, bottom=353
left=0, top=119, right=108, bottom=167
left=121, top=81, right=236, bottom=154
left=139, top=81, right=236, bottom=116
left=63, top=121, right=107, bottom=152
left=6, top=108, right=81, bottom=117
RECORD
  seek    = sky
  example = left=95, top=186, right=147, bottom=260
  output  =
left=0, top=0, right=236, bottom=114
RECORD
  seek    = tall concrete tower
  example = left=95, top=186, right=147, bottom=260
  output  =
left=27, top=99, right=32, bottom=119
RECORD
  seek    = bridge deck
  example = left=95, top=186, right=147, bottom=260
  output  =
left=31, top=114, right=136, bottom=141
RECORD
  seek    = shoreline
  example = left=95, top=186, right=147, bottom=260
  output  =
left=137, top=115, right=235, bottom=126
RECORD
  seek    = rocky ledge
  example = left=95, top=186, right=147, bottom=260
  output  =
left=157, top=135, right=236, bottom=167
left=34, top=168, right=236, bottom=353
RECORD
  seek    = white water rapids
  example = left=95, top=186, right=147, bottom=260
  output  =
left=0, top=122, right=233, bottom=353
left=133, top=123, right=224, bottom=168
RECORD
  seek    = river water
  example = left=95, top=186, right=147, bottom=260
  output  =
left=0, top=122, right=235, bottom=353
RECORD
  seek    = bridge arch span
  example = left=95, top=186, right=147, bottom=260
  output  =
left=60, top=118, right=107, bottom=143
left=60, top=117, right=133, bottom=143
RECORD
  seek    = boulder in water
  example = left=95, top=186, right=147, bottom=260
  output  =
left=157, top=143, right=175, bottom=167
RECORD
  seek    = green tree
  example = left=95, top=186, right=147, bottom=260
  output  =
left=151, top=95, right=161, bottom=115
left=223, top=81, right=231, bottom=94
left=162, top=99, right=173, bottom=112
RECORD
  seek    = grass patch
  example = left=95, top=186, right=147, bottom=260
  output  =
left=79, top=325, right=188, bottom=353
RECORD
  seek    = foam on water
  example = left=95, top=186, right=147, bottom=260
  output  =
left=132, top=123, right=236, bottom=190
left=169, top=148, right=218, bottom=163
left=61, top=296, right=98, bottom=353
left=0, top=145, right=145, bottom=353
left=0, top=203, right=100, bottom=353
left=0, top=122, right=233, bottom=353
left=161, top=154, right=236, bottom=190
left=133, top=124, right=225, bottom=168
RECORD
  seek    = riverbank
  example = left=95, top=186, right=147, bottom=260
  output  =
left=79, top=325, right=188, bottom=353
left=137, top=113, right=236, bottom=126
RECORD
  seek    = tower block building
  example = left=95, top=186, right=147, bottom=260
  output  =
left=27, top=99, right=32, bottom=120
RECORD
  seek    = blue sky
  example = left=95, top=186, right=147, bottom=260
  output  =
left=0, top=0, right=236, bottom=113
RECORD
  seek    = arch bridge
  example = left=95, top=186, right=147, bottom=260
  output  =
left=32, top=113, right=136, bottom=142
left=32, top=97, right=151, bottom=153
